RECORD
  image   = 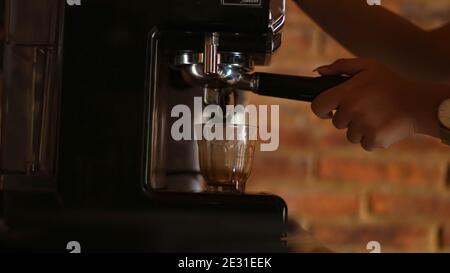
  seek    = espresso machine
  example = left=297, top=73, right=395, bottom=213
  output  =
left=0, top=0, right=346, bottom=252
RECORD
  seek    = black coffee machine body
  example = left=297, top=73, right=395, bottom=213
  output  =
left=0, top=0, right=289, bottom=252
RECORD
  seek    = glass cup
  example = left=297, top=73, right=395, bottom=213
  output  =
left=197, top=124, right=257, bottom=193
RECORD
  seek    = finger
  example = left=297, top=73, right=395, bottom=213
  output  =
left=316, top=58, right=370, bottom=76
left=311, top=78, right=357, bottom=119
left=361, top=135, right=375, bottom=152
left=311, top=89, right=342, bottom=119
left=332, top=108, right=352, bottom=130
left=346, top=121, right=364, bottom=144
left=313, top=65, right=330, bottom=73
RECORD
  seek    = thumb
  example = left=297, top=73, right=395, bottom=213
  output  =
left=315, top=58, right=370, bottom=76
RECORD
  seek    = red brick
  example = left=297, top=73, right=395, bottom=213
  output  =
left=371, top=192, right=450, bottom=220
left=392, top=136, right=450, bottom=154
left=319, top=130, right=353, bottom=149
left=317, top=156, right=443, bottom=188
left=439, top=225, right=450, bottom=249
left=278, top=105, right=316, bottom=149
left=276, top=190, right=359, bottom=217
left=279, top=128, right=315, bottom=149
left=249, top=154, right=308, bottom=183
left=309, top=224, right=432, bottom=251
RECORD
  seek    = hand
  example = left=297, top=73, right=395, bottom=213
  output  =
left=312, top=58, right=449, bottom=151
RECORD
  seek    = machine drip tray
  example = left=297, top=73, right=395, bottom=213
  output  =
left=0, top=192, right=288, bottom=253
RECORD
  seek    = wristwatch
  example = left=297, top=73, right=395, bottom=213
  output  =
left=438, top=98, right=450, bottom=145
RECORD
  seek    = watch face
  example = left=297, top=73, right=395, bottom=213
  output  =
left=438, top=99, right=450, bottom=129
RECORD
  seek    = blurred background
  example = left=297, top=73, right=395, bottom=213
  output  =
left=2, top=0, right=450, bottom=253
left=246, top=0, right=450, bottom=253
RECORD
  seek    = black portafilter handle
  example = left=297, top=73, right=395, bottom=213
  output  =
left=253, top=72, right=350, bottom=102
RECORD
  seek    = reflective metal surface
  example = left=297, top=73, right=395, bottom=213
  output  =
left=174, top=52, right=259, bottom=105
left=203, top=32, right=219, bottom=76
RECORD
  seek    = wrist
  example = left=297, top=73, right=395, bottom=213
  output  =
left=414, top=82, right=450, bottom=139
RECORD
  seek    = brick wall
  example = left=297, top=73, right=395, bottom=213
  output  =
left=246, top=0, right=450, bottom=253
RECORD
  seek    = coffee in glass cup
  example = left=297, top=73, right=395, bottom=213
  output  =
left=197, top=123, right=257, bottom=193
